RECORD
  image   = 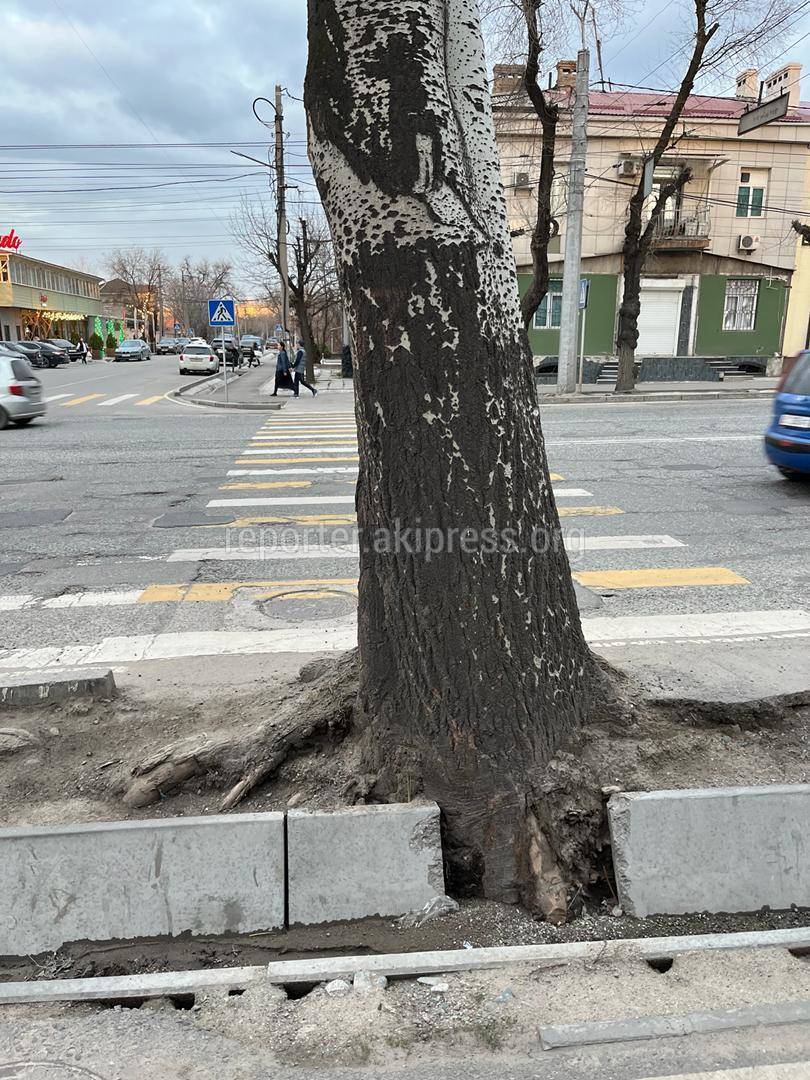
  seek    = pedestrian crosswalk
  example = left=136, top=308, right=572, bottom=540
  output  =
left=1, top=403, right=790, bottom=677
left=47, top=390, right=169, bottom=408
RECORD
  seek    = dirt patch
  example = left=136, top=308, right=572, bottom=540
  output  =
left=3, top=899, right=810, bottom=985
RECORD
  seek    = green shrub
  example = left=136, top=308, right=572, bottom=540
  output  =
left=105, top=332, right=116, bottom=348
left=88, top=333, right=104, bottom=351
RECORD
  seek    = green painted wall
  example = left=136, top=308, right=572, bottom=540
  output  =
left=695, top=276, right=787, bottom=357
left=518, top=273, right=617, bottom=355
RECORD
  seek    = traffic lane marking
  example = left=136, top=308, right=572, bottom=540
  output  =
left=99, top=393, right=138, bottom=406
left=574, top=567, right=749, bottom=589
left=165, top=535, right=686, bottom=563
left=61, top=393, right=104, bottom=407
left=235, top=457, right=360, bottom=464
left=218, top=481, right=314, bottom=490
left=137, top=579, right=358, bottom=603
left=210, top=490, right=588, bottom=507
left=2, top=612, right=808, bottom=671
left=239, top=448, right=359, bottom=456
left=199, top=508, right=624, bottom=527
left=227, top=467, right=360, bottom=476
left=136, top=395, right=167, bottom=406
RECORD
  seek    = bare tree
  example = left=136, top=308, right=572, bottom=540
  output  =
left=614, top=0, right=802, bottom=392
left=231, top=197, right=338, bottom=379
left=106, top=247, right=168, bottom=340
left=165, top=257, right=234, bottom=337
left=792, top=219, right=810, bottom=244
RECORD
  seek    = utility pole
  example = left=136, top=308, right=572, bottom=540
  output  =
left=274, top=84, right=291, bottom=350
left=556, top=48, right=590, bottom=395
left=157, top=268, right=164, bottom=340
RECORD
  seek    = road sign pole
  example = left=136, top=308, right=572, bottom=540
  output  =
left=222, top=326, right=228, bottom=402
left=577, top=306, right=587, bottom=393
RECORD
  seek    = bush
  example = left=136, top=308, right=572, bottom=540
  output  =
left=105, top=332, right=116, bottom=348
left=88, top=333, right=103, bottom=351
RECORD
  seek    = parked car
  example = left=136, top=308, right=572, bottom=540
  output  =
left=239, top=334, right=263, bottom=360
left=47, top=337, right=82, bottom=362
left=34, top=340, right=69, bottom=367
left=212, top=335, right=240, bottom=367
left=157, top=336, right=180, bottom=355
left=3, top=341, right=48, bottom=368
left=113, top=339, right=151, bottom=362
left=0, top=352, right=45, bottom=429
left=764, top=350, right=810, bottom=480
left=178, top=341, right=221, bottom=376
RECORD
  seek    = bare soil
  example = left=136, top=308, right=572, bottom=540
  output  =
left=1, top=659, right=807, bottom=830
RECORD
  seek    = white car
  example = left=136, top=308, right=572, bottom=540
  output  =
left=178, top=342, right=220, bottom=375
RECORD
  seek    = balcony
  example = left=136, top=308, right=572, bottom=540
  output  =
left=650, top=207, right=711, bottom=251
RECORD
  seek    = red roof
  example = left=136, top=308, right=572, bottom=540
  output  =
left=497, top=85, right=810, bottom=123
left=586, top=88, right=810, bottom=122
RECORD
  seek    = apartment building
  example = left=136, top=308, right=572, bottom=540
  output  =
left=494, top=61, right=810, bottom=370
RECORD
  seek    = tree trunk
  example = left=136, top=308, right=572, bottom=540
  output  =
left=291, top=291, right=318, bottom=382
left=306, top=0, right=600, bottom=906
left=614, top=239, right=643, bottom=393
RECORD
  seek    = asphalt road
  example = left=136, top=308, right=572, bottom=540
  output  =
left=0, top=369, right=808, bottom=695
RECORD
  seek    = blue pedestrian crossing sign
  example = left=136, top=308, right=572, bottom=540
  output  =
left=208, top=299, right=235, bottom=327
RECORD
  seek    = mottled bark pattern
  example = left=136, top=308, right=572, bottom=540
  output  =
left=306, top=0, right=596, bottom=903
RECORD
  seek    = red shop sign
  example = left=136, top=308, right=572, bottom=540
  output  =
left=0, top=229, right=22, bottom=251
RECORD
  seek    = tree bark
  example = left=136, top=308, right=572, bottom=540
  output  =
left=306, top=0, right=600, bottom=905
left=613, top=0, right=717, bottom=393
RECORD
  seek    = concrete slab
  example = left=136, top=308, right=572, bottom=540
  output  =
left=538, top=1000, right=810, bottom=1049
left=0, top=667, right=115, bottom=708
left=287, top=802, right=443, bottom=925
left=0, top=813, right=285, bottom=955
left=609, top=785, right=810, bottom=917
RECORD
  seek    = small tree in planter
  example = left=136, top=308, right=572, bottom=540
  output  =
left=105, top=332, right=117, bottom=357
left=88, top=332, right=104, bottom=360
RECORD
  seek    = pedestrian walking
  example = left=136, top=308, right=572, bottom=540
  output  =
left=292, top=340, right=317, bottom=398
left=77, top=336, right=88, bottom=364
left=271, top=341, right=293, bottom=396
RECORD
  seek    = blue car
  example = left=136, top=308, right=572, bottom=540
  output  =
left=765, top=350, right=810, bottom=480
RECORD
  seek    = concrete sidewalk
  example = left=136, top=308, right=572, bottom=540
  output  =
left=539, top=376, right=779, bottom=405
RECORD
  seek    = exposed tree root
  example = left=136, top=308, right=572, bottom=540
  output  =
left=119, top=647, right=645, bottom=923
left=123, top=650, right=360, bottom=810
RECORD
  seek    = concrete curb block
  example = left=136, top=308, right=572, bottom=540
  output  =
left=538, top=1000, right=810, bottom=1050
left=0, top=802, right=441, bottom=955
left=608, top=784, right=810, bottom=917
left=2, top=926, right=809, bottom=1006
left=171, top=370, right=285, bottom=411
left=0, top=667, right=116, bottom=708
left=538, top=389, right=774, bottom=405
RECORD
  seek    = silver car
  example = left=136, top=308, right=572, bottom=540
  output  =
left=0, top=351, right=46, bottom=428
left=114, top=339, right=151, bottom=362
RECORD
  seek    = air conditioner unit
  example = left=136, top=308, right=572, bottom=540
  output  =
left=513, top=171, right=532, bottom=189
left=618, top=159, right=640, bottom=178
left=738, top=234, right=761, bottom=253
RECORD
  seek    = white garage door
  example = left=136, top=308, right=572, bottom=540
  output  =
left=637, top=286, right=682, bottom=356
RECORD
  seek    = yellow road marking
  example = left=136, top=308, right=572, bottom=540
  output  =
left=218, top=481, right=312, bottom=491
left=136, top=395, right=166, bottom=406
left=249, top=440, right=358, bottom=446
left=61, top=393, right=104, bottom=407
left=235, top=456, right=360, bottom=465
left=549, top=473, right=563, bottom=481
left=138, top=578, right=358, bottom=603
left=573, top=567, right=749, bottom=589
left=200, top=514, right=357, bottom=528
left=137, top=584, right=188, bottom=603
left=557, top=506, right=623, bottom=518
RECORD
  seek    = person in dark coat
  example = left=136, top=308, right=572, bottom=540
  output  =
left=271, top=341, right=292, bottom=396
left=292, top=341, right=317, bottom=397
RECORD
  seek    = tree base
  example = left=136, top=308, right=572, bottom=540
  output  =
left=122, top=648, right=632, bottom=923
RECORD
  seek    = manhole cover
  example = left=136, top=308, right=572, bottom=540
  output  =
left=259, top=589, right=357, bottom=623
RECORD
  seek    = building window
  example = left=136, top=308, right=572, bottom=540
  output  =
left=723, top=278, right=759, bottom=331
left=533, top=280, right=563, bottom=329
left=736, top=169, right=766, bottom=217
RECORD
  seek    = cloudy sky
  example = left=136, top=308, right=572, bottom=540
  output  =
left=1, top=0, right=807, bottom=290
